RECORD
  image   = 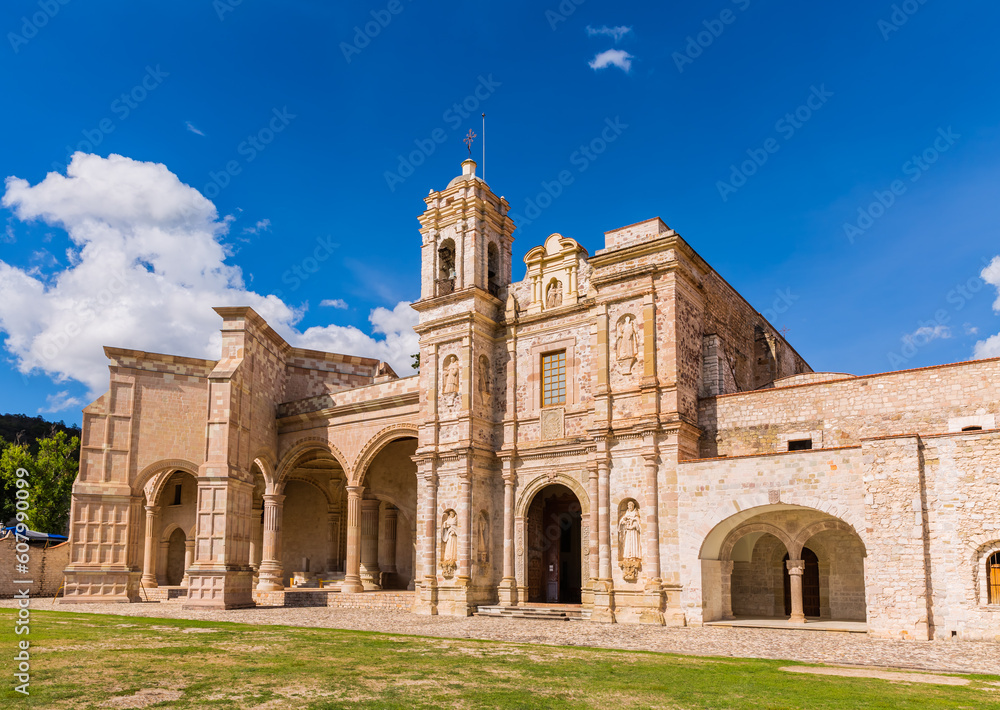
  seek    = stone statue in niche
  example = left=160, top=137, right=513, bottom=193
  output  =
left=618, top=500, right=642, bottom=581
left=441, top=510, right=458, bottom=577
left=616, top=315, right=639, bottom=375
left=478, top=356, right=491, bottom=404
left=476, top=512, right=489, bottom=565
left=442, top=356, right=460, bottom=397
left=545, top=279, right=563, bottom=309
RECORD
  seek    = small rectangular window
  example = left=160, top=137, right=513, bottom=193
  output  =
left=172, top=484, right=183, bottom=506
left=788, top=439, right=812, bottom=452
left=541, top=350, right=567, bottom=407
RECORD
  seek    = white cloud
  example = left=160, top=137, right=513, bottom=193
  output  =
left=40, top=390, right=83, bottom=413
left=903, top=323, right=951, bottom=345
left=586, top=25, right=632, bottom=43
left=297, top=301, right=418, bottom=373
left=589, top=49, right=635, bottom=73
left=320, top=298, right=348, bottom=309
left=243, top=218, right=271, bottom=235
left=973, top=255, right=1000, bottom=358
left=974, top=333, right=1000, bottom=359
left=185, top=121, right=205, bottom=137
left=0, top=153, right=417, bottom=402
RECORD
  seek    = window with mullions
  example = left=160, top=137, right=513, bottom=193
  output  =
left=541, top=350, right=566, bottom=406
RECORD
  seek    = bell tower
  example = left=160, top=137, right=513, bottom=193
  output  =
left=411, top=159, right=515, bottom=616
left=417, top=159, right=514, bottom=300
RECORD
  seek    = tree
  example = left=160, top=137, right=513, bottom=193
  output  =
left=0, top=430, right=80, bottom=534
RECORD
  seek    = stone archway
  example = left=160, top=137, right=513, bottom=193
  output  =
left=523, top=484, right=583, bottom=604
left=699, top=504, right=867, bottom=624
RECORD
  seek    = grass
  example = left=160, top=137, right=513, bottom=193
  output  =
left=2, top=609, right=999, bottom=709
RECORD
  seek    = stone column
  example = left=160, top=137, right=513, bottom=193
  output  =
left=598, top=460, right=611, bottom=581
left=787, top=559, right=806, bottom=624
left=341, top=485, right=365, bottom=593
left=181, top=540, right=194, bottom=588
left=639, top=451, right=664, bottom=625
left=327, top=509, right=341, bottom=575
left=587, top=463, right=599, bottom=586
left=641, top=452, right=661, bottom=582
left=413, top=465, right=439, bottom=615
left=457, top=474, right=472, bottom=582
left=141, top=505, right=160, bottom=588
left=498, top=471, right=517, bottom=606
left=256, top=493, right=285, bottom=592
left=593, top=458, right=615, bottom=622
left=382, top=506, right=398, bottom=578
left=408, top=526, right=417, bottom=591
left=360, top=498, right=382, bottom=590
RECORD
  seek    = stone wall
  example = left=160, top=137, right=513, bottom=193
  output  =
left=699, top=357, right=1000, bottom=458
left=0, top=538, right=69, bottom=597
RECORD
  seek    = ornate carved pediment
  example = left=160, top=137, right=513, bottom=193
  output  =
left=523, top=233, right=588, bottom=315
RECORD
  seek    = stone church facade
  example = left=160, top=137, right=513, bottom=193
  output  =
left=61, top=159, right=1000, bottom=640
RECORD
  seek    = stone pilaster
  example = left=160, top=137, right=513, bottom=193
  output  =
left=640, top=450, right=664, bottom=625
left=592, top=455, right=616, bottom=623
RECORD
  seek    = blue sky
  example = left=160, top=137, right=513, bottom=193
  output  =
left=1, top=0, right=999, bottom=426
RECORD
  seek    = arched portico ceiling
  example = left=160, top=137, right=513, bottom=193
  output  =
left=351, top=424, right=419, bottom=487
left=275, top=438, right=350, bottom=492
left=700, top=504, right=866, bottom=561
left=136, top=460, right=200, bottom=504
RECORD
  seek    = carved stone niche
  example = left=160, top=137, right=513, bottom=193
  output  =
left=524, top=233, right=588, bottom=315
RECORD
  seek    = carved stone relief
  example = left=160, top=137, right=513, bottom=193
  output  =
left=615, top=314, right=639, bottom=375
left=540, top=407, right=564, bottom=440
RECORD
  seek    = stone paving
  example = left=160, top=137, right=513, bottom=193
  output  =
left=6, top=598, right=999, bottom=676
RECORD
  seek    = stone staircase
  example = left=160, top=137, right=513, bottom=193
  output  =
left=475, top=604, right=590, bottom=621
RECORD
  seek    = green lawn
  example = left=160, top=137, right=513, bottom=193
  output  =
left=2, top=609, right=998, bottom=709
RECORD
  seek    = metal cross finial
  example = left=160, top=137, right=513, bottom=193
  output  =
left=463, top=129, right=477, bottom=156
left=779, top=327, right=790, bottom=337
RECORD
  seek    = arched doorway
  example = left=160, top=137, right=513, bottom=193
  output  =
left=783, top=548, right=820, bottom=617
left=165, top=528, right=187, bottom=586
left=526, top=484, right=582, bottom=604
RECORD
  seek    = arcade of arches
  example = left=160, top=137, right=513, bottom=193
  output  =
left=700, top=506, right=867, bottom=624
left=137, top=437, right=418, bottom=595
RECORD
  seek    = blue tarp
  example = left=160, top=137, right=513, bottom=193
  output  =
left=1, top=526, right=67, bottom=544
